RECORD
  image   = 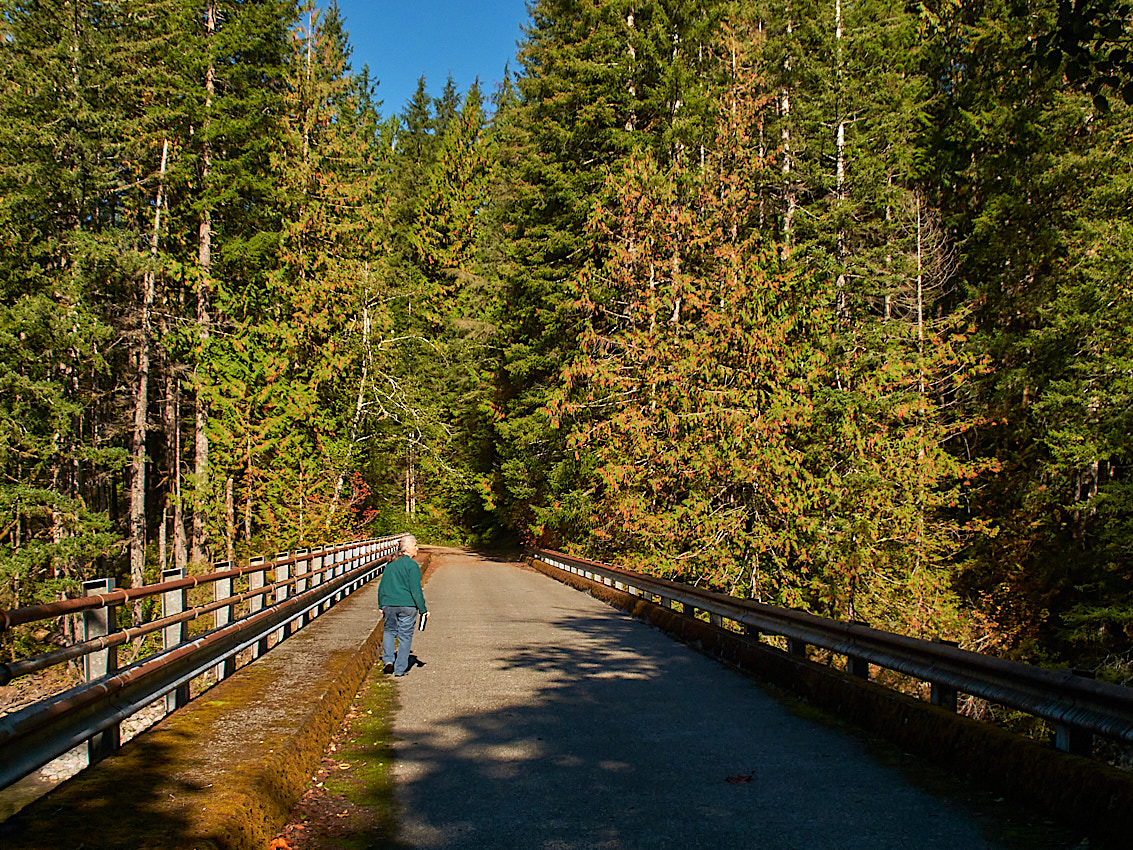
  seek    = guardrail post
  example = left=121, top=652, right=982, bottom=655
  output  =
left=310, top=547, right=324, bottom=618
left=275, top=552, right=291, bottom=643
left=331, top=548, right=344, bottom=605
left=682, top=602, right=695, bottom=618
left=743, top=624, right=762, bottom=642
left=161, top=568, right=190, bottom=712
left=294, top=548, right=311, bottom=626
left=355, top=544, right=370, bottom=591
left=708, top=612, right=724, bottom=628
left=787, top=638, right=808, bottom=658
left=1055, top=669, right=1095, bottom=756
left=337, top=546, right=349, bottom=598
left=929, top=639, right=958, bottom=711
left=213, top=564, right=235, bottom=682
left=344, top=545, right=358, bottom=595
left=83, top=578, right=120, bottom=762
left=847, top=621, right=870, bottom=679
left=847, top=655, right=870, bottom=679
left=248, top=556, right=268, bottom=658
left=324, top=549, right=338, bottom=609
left=343, top=546, right=355, bottom=595
left=311, top=547, right=324, bottom=589
left=335, top=548, right=345, bottom=602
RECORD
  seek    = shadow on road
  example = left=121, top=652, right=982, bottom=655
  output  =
left=383, top=599, right=1082, bottom=850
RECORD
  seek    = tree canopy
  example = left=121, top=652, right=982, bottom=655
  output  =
left=2, top=0, right=1132, bottom=681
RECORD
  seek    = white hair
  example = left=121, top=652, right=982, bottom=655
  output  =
left=400, top=534, right=418, bottom=553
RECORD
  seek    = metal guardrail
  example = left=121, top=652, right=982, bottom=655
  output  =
left=532, top=548, right=1133, bottom=757
left=0, top=536, right=403, bottom=790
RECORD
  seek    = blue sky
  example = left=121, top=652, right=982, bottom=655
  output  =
left=328, top=1, right=532, bottom=117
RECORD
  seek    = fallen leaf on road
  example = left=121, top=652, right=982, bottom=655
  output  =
left=725, top=772, right=754, bottom=784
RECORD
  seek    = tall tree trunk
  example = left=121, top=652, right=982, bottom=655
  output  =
left=299, top=466, right=306, bottom=538
left=405, top=443, right=417, bottom=515
left=244, top=434, right=253, bottom=543
left=780, top=13, right=795, bottom=259
left=129, top=139, right=169, bottom=622
left=834, top=0, right=846, bottom=297
left=193, top=1, right=216, bottom=569
left=50, top=450, right=76, bottom=647
left=915, top=193, right=926, bottom=566
left=90, top=345, right=101, bottom=513
left=159, top=499, right=168, bottom=575
left=625, top=13, right=637, bottom=131
left=225, top=476, right=236, bottom=563
left=163, top=362, right=188, bottom=573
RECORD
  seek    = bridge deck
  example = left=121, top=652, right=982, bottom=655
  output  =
left=0, top=568, right=386, bottom=850
left=392, top=549, right=1071, bottom=849
left=1, top=548, right=1079, bottom=849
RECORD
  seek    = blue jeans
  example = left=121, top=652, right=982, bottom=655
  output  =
left=382, top=606, right=418, bottom=675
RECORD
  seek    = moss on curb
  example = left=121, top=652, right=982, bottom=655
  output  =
left=269, top=551, right=436, bottom=849
left=323, top=672, right=400, bottom=844
left=0, top=587, right=386, bottom=850
left=271, top=662, right=404, bottom=850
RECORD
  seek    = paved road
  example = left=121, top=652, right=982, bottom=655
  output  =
left=392, top=549, right=1069, bottom=850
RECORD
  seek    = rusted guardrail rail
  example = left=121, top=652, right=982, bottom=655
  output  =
left=532, top=548, right=1133, bottom=758
left=0, top=535, right=403, bottom=790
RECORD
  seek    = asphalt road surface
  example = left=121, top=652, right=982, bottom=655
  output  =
left=390, top=549, right=1071, bottom=850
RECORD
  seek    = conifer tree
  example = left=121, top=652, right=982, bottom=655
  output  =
left=0, top=0, right=178, bottom=610
left=410, top=83, right=492, bottom=318
left=203, top=0, right=386, bottom=547
left=927, top=0, right=1133, bottom=661
left=171, top=0, right=297, bottom=562
left=560, top=149, right=815, bottom=593
left=370, top=79, right=499, bottom=539
left=490, top=0, right=726, bottom=541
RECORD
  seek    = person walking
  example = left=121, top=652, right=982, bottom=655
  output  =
left=379, top=534, right=427, bottom=676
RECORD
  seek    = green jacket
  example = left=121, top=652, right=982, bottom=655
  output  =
left=377, top=555, right=427, bottom=613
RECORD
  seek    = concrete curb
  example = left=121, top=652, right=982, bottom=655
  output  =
left=530, top=558, right=1133, bottom=848
left=0, top=583, right=386, bottom=850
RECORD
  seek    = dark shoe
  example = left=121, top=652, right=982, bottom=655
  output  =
left=383, top=663, right=394, bottom=674
left=394, top=672, right=406, bottom=677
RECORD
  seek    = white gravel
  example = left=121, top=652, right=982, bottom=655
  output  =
left=28, top=698, right=167, bottom=783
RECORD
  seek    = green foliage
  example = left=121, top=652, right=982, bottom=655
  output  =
left=918, top=0, right=1133, bottom=661
left=560, top=151, right=817, bottom=596
left=2, top=0, right=1132, bottom=681
left=486, top=0, right=730, bottom=539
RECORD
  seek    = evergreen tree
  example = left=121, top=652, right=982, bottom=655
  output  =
left=489, top=0, right=726, bottom=542
left=0, top=0, right=181, bottom=613
left=204, top=0, right=388, bottom=548
left=559, top=144, right=815, bottom=595
left=378, top=80, right=498, bottom=541
left=928, top=0, right=1133, bottom=663
left=410, top=83, right=492, bottom=319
